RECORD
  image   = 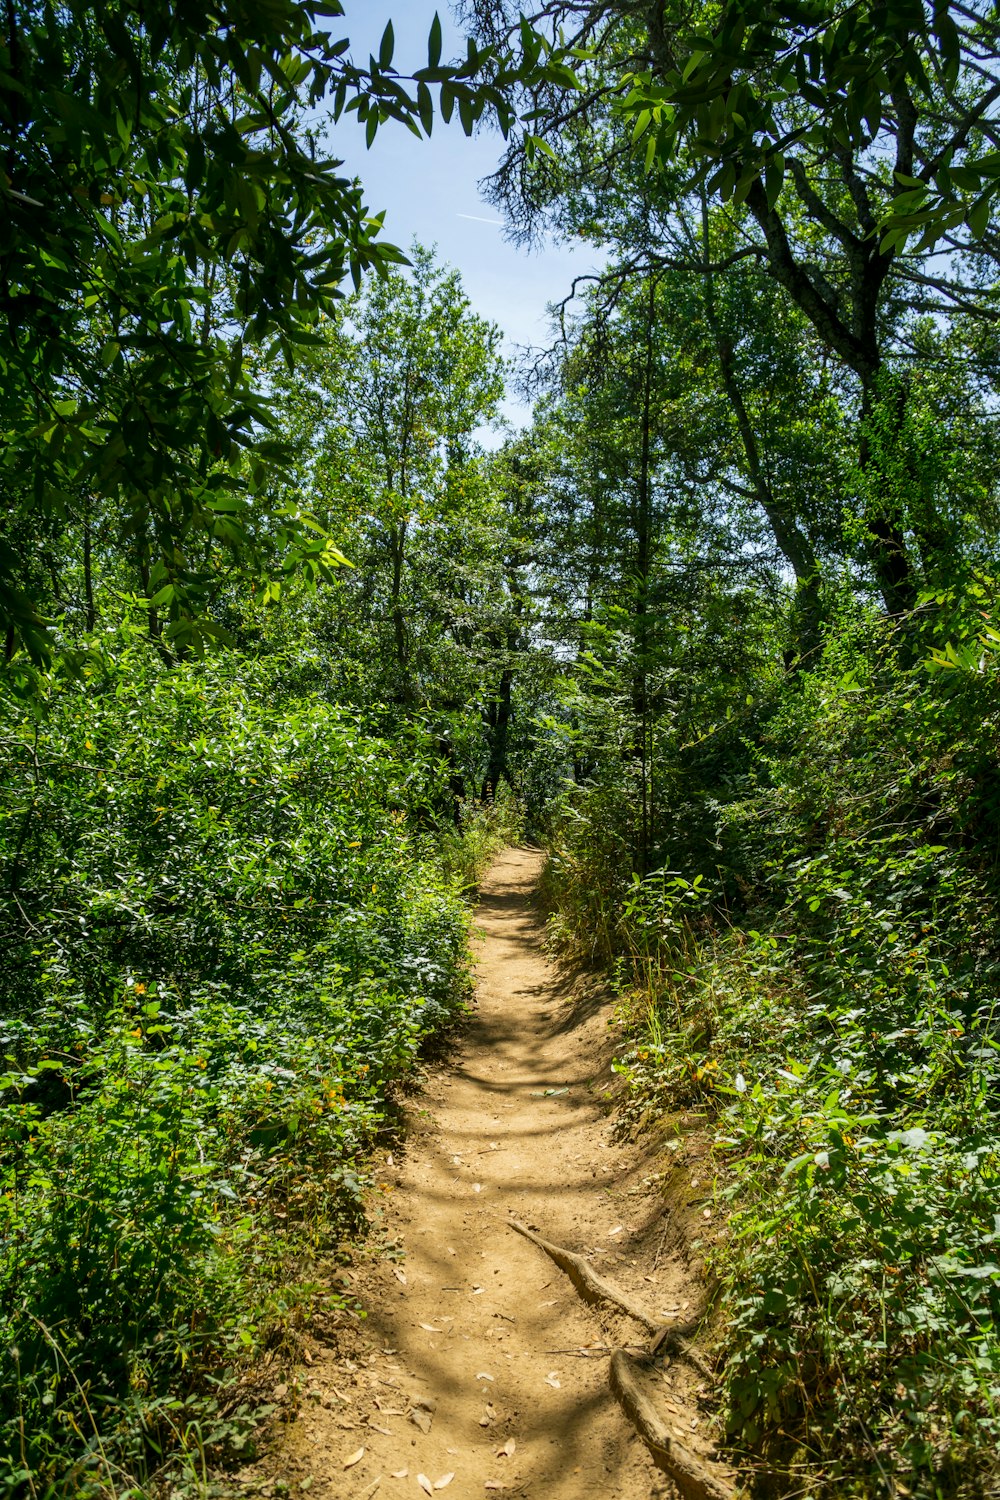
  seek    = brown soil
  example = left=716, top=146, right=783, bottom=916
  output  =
left=238, top=847, right=720, bottom=1500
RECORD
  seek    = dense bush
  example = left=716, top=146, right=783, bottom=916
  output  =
left=0, top=637, right=473, bottom=1496
left=544, top=603, right=1000, bottom=1499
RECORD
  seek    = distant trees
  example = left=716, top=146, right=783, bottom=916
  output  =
left=266, top=245, right=545, bottom=811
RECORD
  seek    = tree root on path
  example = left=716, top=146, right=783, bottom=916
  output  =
left=508, top=1217, right=661, bottom=1329
left=610, top=1351, right=737, bottom=1500
left=508, top=1220, right=737, bottom=1497
left=507, top=1219, right=714, bottom=1380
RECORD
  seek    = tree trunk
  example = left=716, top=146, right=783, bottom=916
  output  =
left=482, top=664, right=513, bottom=804
left=702, top=198, right=824, bottom=662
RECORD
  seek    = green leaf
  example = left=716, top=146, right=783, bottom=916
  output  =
left=378, top=20, right=395, bottom=71
left=967, top=193, right=992, bottom=240
left=428, top=12, right=443, bottom=69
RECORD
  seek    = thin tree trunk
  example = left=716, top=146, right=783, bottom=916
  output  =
left=83, top=504, right=96, bottom=631
left=701, top=197, right=824, bottom=661
left=632, top=273, right=656, bottom=876
left=482, top=664, right=513, bottom=804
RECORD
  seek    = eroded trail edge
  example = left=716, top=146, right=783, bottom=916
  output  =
left=242, top=848, right=723, bottom=1500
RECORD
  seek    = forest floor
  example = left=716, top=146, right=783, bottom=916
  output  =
left=232, top=847, right=724, bottom=1500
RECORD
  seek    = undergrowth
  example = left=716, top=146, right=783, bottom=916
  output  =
left=544, top=607, right=1000, bottom=1500
left=0, top=638, right=473, bottom=1497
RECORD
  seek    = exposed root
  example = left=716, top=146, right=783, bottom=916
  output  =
left=507, top=1218, right=714, bottom=1380
left=508, top=1218, right=660, bottom=1329
left=609, top=1350, right=737, bottom=1500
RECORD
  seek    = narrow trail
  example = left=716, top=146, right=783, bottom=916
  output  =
left=246, top=848, right=716, bottom=1499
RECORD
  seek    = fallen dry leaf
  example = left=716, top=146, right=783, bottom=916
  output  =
left=476, top=1372, right=494, bottom=1382
left=418, top=1323, right=441, bottom=1333
left=544, top=1373, right=561, bottom=1389
left=409, top=1409, right=432, bottom=1435
left=485, top=1481, right=505, bottom=1491
left=497, top=1439, right=516, bottom=1458
left=391, top=1470, right=408, bottom=1480
left=393, top=1267, right=407, bottom=1285
left=343, top=1447, right=365, bottom=1469
left=433, top=1477, right=455, bottom=1491
left=361, top=1482, right=381, bottom=1500
left=368, top=1421, right=392, bottom=1436
left=417, top=1476, right=433, bottom=1497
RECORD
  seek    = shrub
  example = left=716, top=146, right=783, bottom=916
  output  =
left=0, top=640, right=471, bottom=1495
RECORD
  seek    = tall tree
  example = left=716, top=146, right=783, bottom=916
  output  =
left=0, top=0, right=575, bottom=661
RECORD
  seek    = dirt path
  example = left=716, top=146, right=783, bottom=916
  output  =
left=244, top=848, right=714, bottom=1500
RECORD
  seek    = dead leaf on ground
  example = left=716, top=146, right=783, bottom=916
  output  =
left=361, top=1481, right=381, bottom=1499
left=343, top=1446, right=365, bottom=1469
left=417, top=1476, right=433, bottom=1497
left=433, top=1476, right=455, bottom=1491
left=485, top=1481, right=506, bottom=1491
left=544, top=1373, right=561, bottom=1389
left=476, top=1372, right=494, bottom=1382
left=497, top=1439, right=515, bottom=1458
left=367, top=1421, right=392, bottom=1436
left=393, top=1267, right=407, bottom=1285
left=418, top=1323, right=441, bottom=1333
left=409, top=1408, right=432, bottom=1434
left=391, top=1470, right=408, bottom=1480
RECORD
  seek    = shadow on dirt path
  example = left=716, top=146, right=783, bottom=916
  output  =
left=239, top=847, right=713, bottom=1500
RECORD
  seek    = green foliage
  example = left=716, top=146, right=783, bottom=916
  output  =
left=0, top=636, right=471, bottom=1494
left=0, top=0, right=579, bottom=661
left=559, top=606, right=1000, bottom=1497
left=617, top=0, right=1000, bottom=249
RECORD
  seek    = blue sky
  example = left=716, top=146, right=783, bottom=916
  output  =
left=328, top=1, right=602, bottom=426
